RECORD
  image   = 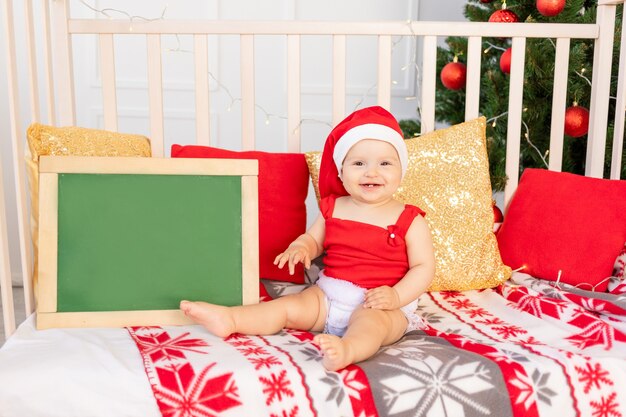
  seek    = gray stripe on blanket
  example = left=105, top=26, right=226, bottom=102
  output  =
left=358, top=331, right=513, bottom=417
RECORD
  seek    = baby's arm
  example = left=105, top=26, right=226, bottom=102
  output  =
left=364, top=215, right=435, bottom=309
left=273, top=214, right=325, bottom=275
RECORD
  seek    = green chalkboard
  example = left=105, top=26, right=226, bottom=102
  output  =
left=57, top=173, right=242, bottom=311
left=36, top=156, right=259, bottom=329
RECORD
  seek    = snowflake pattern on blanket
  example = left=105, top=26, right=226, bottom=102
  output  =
left=128, top=326, right=377, bottom=417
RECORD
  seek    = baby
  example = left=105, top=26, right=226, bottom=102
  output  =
left=181, top=106, right=435, bottom=371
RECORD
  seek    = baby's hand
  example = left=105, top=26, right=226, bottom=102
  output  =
left=273, top=246, right=311, bottom=275
left=364, top=286, right=401, bottom=310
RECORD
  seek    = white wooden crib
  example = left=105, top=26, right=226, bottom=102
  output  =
left=0, top=1, right=625, bottom=416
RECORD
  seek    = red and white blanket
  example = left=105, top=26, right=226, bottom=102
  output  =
left=128, top=272, right=626, bottom=417
left=127, top=326, right=378, bottom=417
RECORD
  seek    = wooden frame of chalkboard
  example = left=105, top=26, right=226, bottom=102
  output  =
left=36, top=156, right=259, bottom=329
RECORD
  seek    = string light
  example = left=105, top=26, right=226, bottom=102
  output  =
left=353, top=83, right=378, bottom=110
left=575, top=68, right=592, bottom=87
left=484, top=42, right=507, bottom=54
left=290, top=119, right=333, bottom=135
left=205, top=71, right=289, bottom=127
left=551, top=270, right=563, bottom=289
left=78, top=0, right=167, bottom=28
left=545, top=39, right=615, bottom=100
left=352, top=25, right=418, bottom=109
left=165, top=35, right=192, bottom=54
left=400, top=20, right=425, bottom=121
left=522, top=121, right=549, bottom=168
left=549, top=268, right=614, bottom=292
left=487, top=112, right=548, bottom=168
left=487, top=111, right=508, bottom=128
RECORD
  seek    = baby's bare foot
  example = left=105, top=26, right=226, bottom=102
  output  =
left=180, top=300, right=236, bottom=338
left=313, top=334, right=354, bottom=371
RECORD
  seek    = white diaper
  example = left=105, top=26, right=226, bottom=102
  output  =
left=316, top=272, right=425, bottom=337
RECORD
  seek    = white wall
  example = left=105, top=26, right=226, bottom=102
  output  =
left=0, top=0, right=466, bottom=285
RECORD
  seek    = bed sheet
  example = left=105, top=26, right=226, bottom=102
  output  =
left=0, top=315, right=161, bottom=417
left=1, top=272, right=625, bottom=417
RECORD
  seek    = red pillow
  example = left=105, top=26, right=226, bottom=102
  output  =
left=497, top=168, right=626, bottom=291
left=171, top=145, right=309, bottom=283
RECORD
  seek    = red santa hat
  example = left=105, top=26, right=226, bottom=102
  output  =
left=319, top=106, right=407, bottom=198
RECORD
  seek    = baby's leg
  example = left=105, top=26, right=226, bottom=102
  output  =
left=314, top=307, right=407, bottom=371
left=181, top=285, right=326, bottom=338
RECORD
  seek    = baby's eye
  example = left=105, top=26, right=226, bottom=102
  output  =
left=381, top=161, right=392, bottom=166
left=353, top=161, right=364, bottom=166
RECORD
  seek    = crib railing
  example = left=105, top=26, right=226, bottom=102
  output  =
left=1, top=0, right=624, bottom=339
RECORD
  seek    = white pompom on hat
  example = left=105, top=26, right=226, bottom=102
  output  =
left=319, top=106, right=407, bottom=198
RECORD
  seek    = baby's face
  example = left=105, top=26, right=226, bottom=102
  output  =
left=340, top=139, right=402, bottom=204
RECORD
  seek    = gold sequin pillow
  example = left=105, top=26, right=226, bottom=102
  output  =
left=305, top=117, right=511, bottom=291
left=305, top=151, right=323, bottom=202
left=26, top=123, right=152, bottom=286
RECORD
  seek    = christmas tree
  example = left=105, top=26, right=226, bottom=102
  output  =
left=400, top=0, right=624, bottom=191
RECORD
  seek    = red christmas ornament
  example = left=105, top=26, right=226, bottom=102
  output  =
left=493, top=202, right=504, bottom=233
left=440, top=62, right=467, bottom=90
left=480, top=0, right=493, bottom=3
left=500, top=48, right=512, bottom=74
left=564, top=105, right=590, bottom=137
left=493, top=204, right=503, bottom=223
left=489, top=9, right=520, bottom=23
left=536, top=0, right=565, bottom=17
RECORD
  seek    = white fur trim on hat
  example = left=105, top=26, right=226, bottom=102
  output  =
left=333, top=123, right=408, bottom=179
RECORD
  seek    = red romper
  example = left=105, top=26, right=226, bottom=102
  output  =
left=320, top=194, right=426, bottom=288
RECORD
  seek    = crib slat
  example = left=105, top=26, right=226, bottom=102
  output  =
left=377, top=35, right=392, bottom=110
left=41, top=0, right=56, bottom=124
left=504, top=37, right=526, bottom=208
left=287, top=35, right=301, bottom=153
left=0, top=174, right=16, bottom=338
left=2, top=0, right=35, bottom=324
left=241, top=35, right=255, bottom=150
left=147, top=35, right=165, bottom=157
left=610, top=11, right=626, bottom=179
left=24, top=0, right=40, bottom=122
left=51, top=0, right=75, bottom=125
left=333, top=35, right=346, bottom=125
left=99, top=34, right=118, bottom=132
left=420, top=36, right=437, bottom=134
left=465, top=36, right=482, bottom=121
left=194, top=35, right=211, bottom=146
left=548, top=38, right=570, bottom=172
left=0, top=0, right=17, bottom=328
left=1, top=0, right=17, bottom=338
left=586, top=3, right=617, bottom=178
